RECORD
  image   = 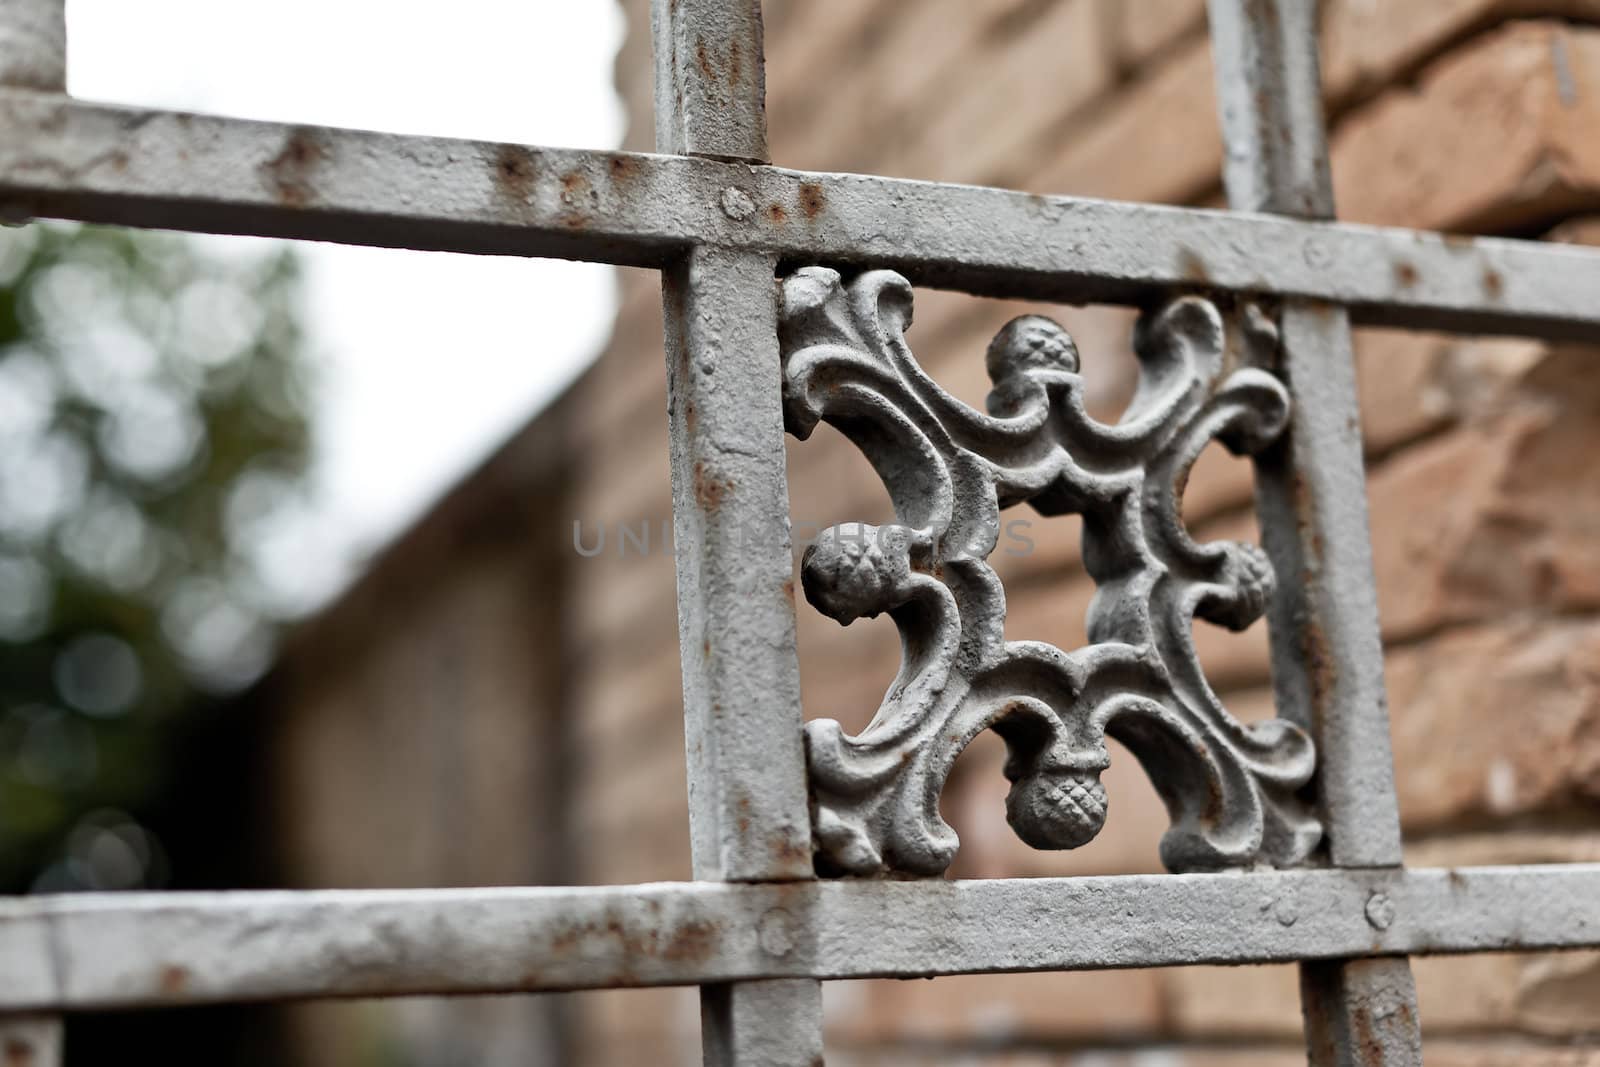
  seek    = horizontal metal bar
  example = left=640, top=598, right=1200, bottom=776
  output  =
left=1, top=864, right=1596, bottom=1011
left=2, top=91, right=1599, bottom=341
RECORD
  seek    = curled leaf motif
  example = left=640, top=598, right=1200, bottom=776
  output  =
left=779, top=267, right=1321, bottom=877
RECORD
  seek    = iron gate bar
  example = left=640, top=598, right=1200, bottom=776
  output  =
left=650, top=1, right=823, bottom=1062
left=0, top=0, right=62, bottom=91
left=1209, top=1, right=1421, bottom=1060
left=5, top=90, right=1600, bottom=340
left=0, top=864, right=1597, bottom=1010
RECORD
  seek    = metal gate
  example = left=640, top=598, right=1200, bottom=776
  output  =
left=2, top=0, right=1598, bottom=1063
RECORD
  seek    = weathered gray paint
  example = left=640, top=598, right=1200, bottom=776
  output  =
left=1209, top=0, right=1332, bottom=220
left=4, top=92, right=1600, bottom=339
left=659, top=245, right=812, bottom=885
left=0, top=865, right=1596, bottom=1009
left=1209, top=1, right=1420, bottom=1062
left=0, top=0, right=63, bottom=91
left=780, top=270, right=1317, bottom=877
left=651, top=0, right=768, bottom=161
left=651, top=3, right=821, bottom=1063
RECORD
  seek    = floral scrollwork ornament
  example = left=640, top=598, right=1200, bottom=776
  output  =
left=778, top=266, right=1321, bottom=877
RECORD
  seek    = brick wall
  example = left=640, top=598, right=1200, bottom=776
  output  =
left=261, top=2, right=1600, bottom=1064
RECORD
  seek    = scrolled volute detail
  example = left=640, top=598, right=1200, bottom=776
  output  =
left=779, top=266, right=1320, bottom=877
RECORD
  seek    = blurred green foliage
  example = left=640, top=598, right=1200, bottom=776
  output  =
left=0, top=223, right=312, bottom=893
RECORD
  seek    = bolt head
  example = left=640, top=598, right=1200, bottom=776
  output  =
left=1365, top=890, right=1396, bottom=931
left=758, top=907, right=796, bottom=957
left=720, top=186, right=756, bottom=221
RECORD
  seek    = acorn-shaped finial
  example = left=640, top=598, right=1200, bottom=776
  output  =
left=986, top=314, right=1080, bottom=386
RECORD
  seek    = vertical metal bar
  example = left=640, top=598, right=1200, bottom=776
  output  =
left=652, top=2, right=824, bottom=1065
left=1207, top=1, right=1422, bottom=1064
left=1300, top=955, right=1422, bottom=1063
left=652, top=0, right=768, bottom=162
left=0, top=0, right=64, bottom=91
left=658, top=246, right=814, bottom=886
left=0, top=7, right=65, bottom=1059
left=1209, top=0, right=1332, bottom=219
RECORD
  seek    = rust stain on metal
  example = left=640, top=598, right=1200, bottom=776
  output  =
left=607, top=154, right=639, bottom=182
left=693, top=460, right=732, bottom=511
left=559, top=170, right=593, bottom=228
left=547, top=921, right=583, bottom=957
left=1287, top=462, right=1338, bottom=726
left=783, top=577, right=795, bottom=603
left=660, top=918, right=720, bottom=963
left=3, top=1038, right=34, bottom=1067
left=1302, top=616, right=1336, bottom=714
left=1392, top=260, right=1419, bottom=288
left=770, top=831, right=813, bottom=870
left=493, top=145, right=537, bottom=202
left=1351, top=999, right=1378, bottom=1061
left=1350, top=996, right=1413, bottom=1064
left=766, top=202, right=787, bottom=224
left=1482, top=268, right=1504, bottom=300
left=1305, top=300, right=1338, bottom=324
left=694, top=38, right=715, bottom=82
left=524, top=913, right=722, bottom=986
left=159, top=964, right=190, bottom=994
left=1290, top=468, right=1326, bottom=561
left=798, top=181, right=825, bottom=220
left=264, top=127, right=325, bottom=207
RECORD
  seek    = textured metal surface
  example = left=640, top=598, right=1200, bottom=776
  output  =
left=0, top=0, right=64, bottom=91
left=1, top=865, right=1597, bottom=1009
left=779, top=268, right=1317, bottom=876
left=651, top=3, right=820, bottom=1062
left=651, top=0, right=768, bottom=161
left=660, top=246, right=813, bottom=885
left=1209, top=1, right=1421, bottom=1062
left=1250, top=304, right=1405, bottom=869
left=1209, top=0, right=1331, bottom=219
left=4, top=91, right=1600, bottom=339
left=1302, top=957, right=1422, bottom=1065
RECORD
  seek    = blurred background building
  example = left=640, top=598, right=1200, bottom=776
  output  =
left=4, top=1, right=1600, bottom=1065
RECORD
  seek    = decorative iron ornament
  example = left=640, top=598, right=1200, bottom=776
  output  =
left=778, top=267, right=1321, bottom=877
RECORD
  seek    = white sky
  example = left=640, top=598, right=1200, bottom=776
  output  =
left=64, top=0, right=628, bottom=611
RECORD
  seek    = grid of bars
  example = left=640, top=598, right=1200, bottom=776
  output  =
left=0, top=1, right=1598, bottom=1063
